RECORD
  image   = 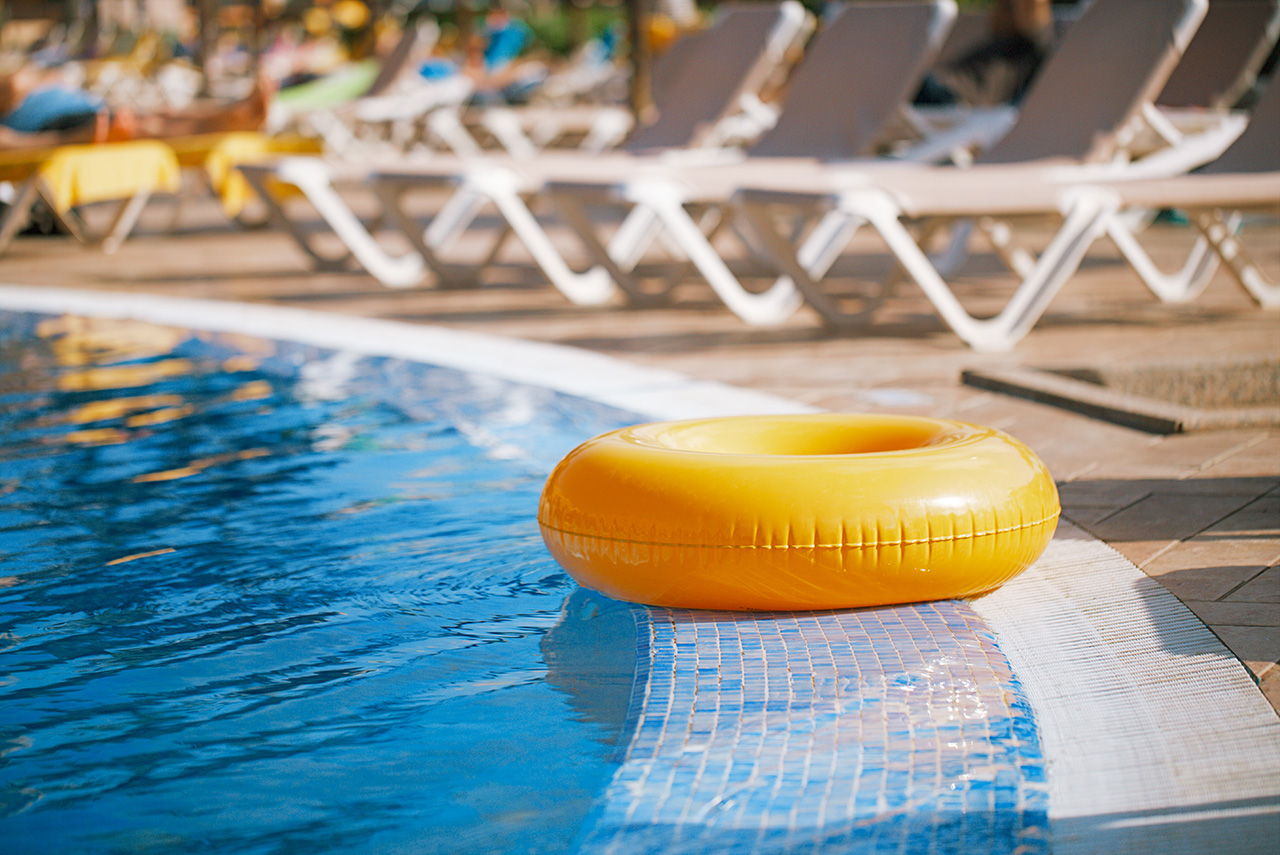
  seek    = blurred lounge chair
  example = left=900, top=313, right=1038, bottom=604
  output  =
left=1103, top=74, right=1280, bottom=307
left=452, top=10, right=813, bottom=158
left=236, top=1, right=812, bottom=291
left=896, top=0, right=1278, bottom=170
left=540, top=0, right=1215, bottom=331
left=534, top=0, right=959, bottom=321
left=363, top=0, right=949, bottom=312
left=1156, top=0, right=1280, bottom=112
left=726, top=0, right=1278, bottom=350
left=163, top=131, right=324, bottom=228
left=266, top=21, right=459, bottom=157
left=0, top=140, right=180, bottom=255
left=1127, top=0, right=1280, bottom=165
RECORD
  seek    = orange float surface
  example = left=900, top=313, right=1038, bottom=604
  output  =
left=538, top=414, right=1059, bottom=611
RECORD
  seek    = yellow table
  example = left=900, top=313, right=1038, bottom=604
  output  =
left=0, top=140, right=181, bottom=255
left=165, top=132, right=323, bottom=221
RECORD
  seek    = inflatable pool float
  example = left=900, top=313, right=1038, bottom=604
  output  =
left=538, top=414, right=1059, bottom=611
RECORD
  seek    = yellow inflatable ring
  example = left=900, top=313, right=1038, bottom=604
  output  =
left=538, top=414, right=1059, bottom=611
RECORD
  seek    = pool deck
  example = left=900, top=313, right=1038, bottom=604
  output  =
left=2, top=189, right=1277, bottom=713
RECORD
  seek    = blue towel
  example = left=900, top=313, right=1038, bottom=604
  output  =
left=484, top=21, right=529, bottom=72
left=2, top=86, right=102, bottom=133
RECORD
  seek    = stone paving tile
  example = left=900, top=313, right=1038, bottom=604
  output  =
left=1184, top=601, right=1279, bottom=627
left=1089, top=431, right=1272, bottom=481
left=1201, top=495, right=1280, bottom=537
left=1148, top=564, right=1274, bottom=603
left=1143, top=537, right=1280, bottom=582
left=1209, top=625, right=1279, bottom=680
left=1077, top=494, right=1262, bottom=567
left=1058, top=481, right=1153, bottom=524
left=935, top=398, right=1158, bottom=482
left=1225, top=566, right=1280, bottom=604
left=1062, top=505, right=1138, bottom=526
left=1057, top=480, right=1156, bottom=509
left=1195, top=435, right=1280, bottom=479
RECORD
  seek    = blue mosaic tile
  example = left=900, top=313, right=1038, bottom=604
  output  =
left=576, top=602, right=1049, bottom=855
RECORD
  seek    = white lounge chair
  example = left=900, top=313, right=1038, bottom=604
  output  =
left=360, top=0, right=955, bottom=316
left=1103, top=75, right=1280, bottom=307
left=728, top=11, right=1279, bottom=349
left=266, top=21, right=459, bottom=158
left=237, top=2, right=812, bottom=291
left=540, top=0, right=1213, bottom=330
left=0, top=140, right=181, bottom=256
left=1121, top=0, right=1279, bottom=170
left=451, top=12, right=813, bottom=159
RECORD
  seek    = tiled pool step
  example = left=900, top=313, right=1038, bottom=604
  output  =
left=580, top=603, right=1049, bottom=854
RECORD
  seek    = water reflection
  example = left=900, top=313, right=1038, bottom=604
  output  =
left=542, top=588, right=643, bottom=751
left=0, top=310, right=639, bottom=854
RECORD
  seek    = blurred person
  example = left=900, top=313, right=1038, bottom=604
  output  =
left=920, top=0, right=1052, bottom=105
left=0, top=62, right=273, bottom=151
left=418, top=9, right=545, bottom=104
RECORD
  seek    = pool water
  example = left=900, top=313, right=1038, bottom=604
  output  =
left=0, top=310, right=1051, bottom=855
left=0, top=312, right=639, bottom=854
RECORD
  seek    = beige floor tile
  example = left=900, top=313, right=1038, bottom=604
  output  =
left=1152, top=565, right=1272, bottom=603
left=1144, top=538, right=1280, bottom=576
left=1262, top=667, right=1280, bottom=710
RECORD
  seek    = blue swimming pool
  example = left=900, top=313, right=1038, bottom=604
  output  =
left=0, top=310, right=1049, bottom=854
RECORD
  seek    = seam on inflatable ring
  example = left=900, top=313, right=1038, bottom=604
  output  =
left=538, top=511, right=1061, bottom=549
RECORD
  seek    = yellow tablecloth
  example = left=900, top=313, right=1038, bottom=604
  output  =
left=0, top=141, right=182, bottom=213
left=168, top=132, right=323, bottom=216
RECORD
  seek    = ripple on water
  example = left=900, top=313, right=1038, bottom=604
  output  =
left=0, top=311, right=642, bottom=854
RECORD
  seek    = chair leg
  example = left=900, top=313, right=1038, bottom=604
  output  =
left=579, top=110, right=631, bottom=154
left=1105, top=209, right=1225, bottom=303
left=372, top=180, right=489, bottom=287
left=738, top=187, right=1116, bottom=350
left=923, top=218, right=1037, bottom=281
left=480, top=109, right=539, bottom=159
left=976, top=217, right=1036, bottom=279
left=622, top=182, right=801, bottom=326
left=1192, top=208, right=1280, bottom=307
left=853, top=188, right=1116, bottom=350
left=0, top=178, right=40, bottom=253
left=277, top=159, right=425, bottom=288
left=101, top=185, right=155, bottom=254
left=426, top=111, right=484, bottom=157
left=736, top=198, right=872, bottom=325
left=424, top=186, right=488, bottom=248
left=245, top=159, right=426, bottom=287
left=50, top=203, right=90, bottom=245
left=163, top=171, right=201, bottom=233
left=552, top=192, right=674, bottom=306
left=237, top=162, right=357, bottom=272
left=463, top=169, right=616, bottom=306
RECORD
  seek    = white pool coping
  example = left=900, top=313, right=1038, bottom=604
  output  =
left=1, top=284, right=1276, bottom=853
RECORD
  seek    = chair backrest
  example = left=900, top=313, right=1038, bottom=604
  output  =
left=932, top=8, right=992, bottom=67
left=365, top=23, right=428, bottom=98
left=1157, top=0, right=1280, bottom=109
left=980, top=0, right=1209, bottom=165
left=749, top=0, right=957, bottom=160
left=623, top=1, right=808, bottom=152
left=1200, top=76, right=1280, bottom=172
